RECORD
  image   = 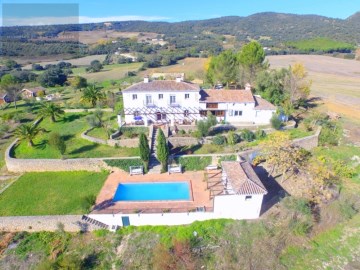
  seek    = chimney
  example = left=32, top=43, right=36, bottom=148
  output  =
left=176, top=76, right=183, bottom=83
left=245, top=83, right=251, bottom=91
left=144, top=76, right=149, bottom=83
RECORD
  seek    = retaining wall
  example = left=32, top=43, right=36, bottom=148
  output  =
left=168, top=137, right=199, bottom=147
left=0, top=215, right=98, bottom=232
left=64, top=108, right=113, bottom=113
left=81, top=128, right=138, bottom=148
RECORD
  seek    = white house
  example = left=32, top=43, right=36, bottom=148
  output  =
left=122, top=77, right=201, bottom=125
left=89, top=160, right=267, bottom=228
left=121, top=77, right=276, bottom=126
left=199, top=88, right=276, bottom=124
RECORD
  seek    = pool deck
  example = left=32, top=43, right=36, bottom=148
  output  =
left=92, top=170, right=214, bottom=214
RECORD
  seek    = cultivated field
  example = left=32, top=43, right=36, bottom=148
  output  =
left=268, top=55, right=360, bottom=119
left=140, top=57, right=208, bottom=82
left=22, top=54, right=107, bottom=69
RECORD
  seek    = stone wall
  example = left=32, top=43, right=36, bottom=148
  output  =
left=5, top=140, right=140, bottom=172
left=64, top=108, right=113, bottom=113
left=292, top=126, right=322, bottom=151
left=81, top=128, right=138, bottom=148
left=0, top=215, right=98, bottom=232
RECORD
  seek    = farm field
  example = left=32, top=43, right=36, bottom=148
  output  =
left=140, top=57, right=208, bottom=81
left=22, top=54, right=107, bottom=69
left=0, top=171, right=108, bottom=216
left=72, top=62, right=142, bottom=83
left=267, top=55, right=360, bottom=116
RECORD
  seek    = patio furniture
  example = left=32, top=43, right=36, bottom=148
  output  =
left=130, top=166, right=143, bottom=176
left=168, top=164, right=182, bottom=174
left=206, top=165, right=218, bottom=171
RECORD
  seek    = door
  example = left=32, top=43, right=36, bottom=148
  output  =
left=156, top=111, right=162, bottom=121
left=121, top=216, right=130, bottom=227
left=146, top=95, right=152, bottom=105
left=170, top=95, right=176, bottom=104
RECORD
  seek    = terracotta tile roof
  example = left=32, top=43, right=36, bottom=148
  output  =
left=22, top=86, right=46, bottom=93
left=122, top=80, right=200, bottom=92
left=254, top=96, right=276, bottom=110
left=221, top=161, right=267, bottom=195
left=200, top=89, right=255, bottom=103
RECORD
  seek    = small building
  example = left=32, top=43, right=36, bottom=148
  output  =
left=215, top=161, right=267, bottom=219
left=21, top=86, right=46, bottom=99
left=0, top=93, right=11, bottom=105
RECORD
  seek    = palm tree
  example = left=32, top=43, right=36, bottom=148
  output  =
left=81, top=84, right=105, bottom=107
left=14, top=124, right=44, bottom=147
left=38, top=102, right=65, bottom=122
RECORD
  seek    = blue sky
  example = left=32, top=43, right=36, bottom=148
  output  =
left=1, top=0, right=359, bottom=26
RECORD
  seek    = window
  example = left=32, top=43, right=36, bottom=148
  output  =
left=146, top=95, right=152, bottom=105
left=185, top=93, right=190, bottom=99
left=184, top=110, right=189, bottom=117
left=245, top=195, right=252, bottom=201
left=234, top=111, right=243, bottom=116
left=134, top=111, right=140, bottom=116
left=158, top=94, right=163, bottom=99
left=170, top=95, right=176, bottom=104
left=132, top=94, right=137, bottom=100
left=228, top=110, right=233, bottom=116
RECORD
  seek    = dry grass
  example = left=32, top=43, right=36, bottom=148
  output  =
left=22, top=55, right=107, bottom=69
left=268, top=55, right=360, bottom=121
left=140, top=57, right=207, bottom=81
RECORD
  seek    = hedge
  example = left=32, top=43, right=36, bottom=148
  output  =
left=174, top=156, right=212, bottom=171
left=105, top=158, right=143, bottom=172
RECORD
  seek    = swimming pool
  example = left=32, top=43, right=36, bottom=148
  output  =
left=113, top=182, right=191, bottom=201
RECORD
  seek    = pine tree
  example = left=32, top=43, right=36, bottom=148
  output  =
left=156, top=129, right=169, bottom=172
left=139, top=133, right=150, bottom=172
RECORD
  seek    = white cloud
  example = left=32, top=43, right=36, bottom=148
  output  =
left=0, top=15, right=170, bottom=26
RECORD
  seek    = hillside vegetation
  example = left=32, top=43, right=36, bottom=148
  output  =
left=287, top=37, right=355, bottom=53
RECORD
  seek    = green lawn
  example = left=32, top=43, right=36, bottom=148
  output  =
left=0, top=171, right=108, bottom=216
left=13, top=113, right=139, bottom=159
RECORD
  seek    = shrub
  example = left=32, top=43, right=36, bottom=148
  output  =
left=241, top=129, right=255, bottom=142
left=333, top=160, right=356, bottom=178
left=48, top=132, right=66, bottom=155
left=104, top=159, right=143, bottom=172
left=255, top=129, right=266, bottom=139
left=270, top=114, right=282, bottom=130
left=81, top=194, right=96, bottom=212
left=121, top=126, right=148, bottom=138
left=227, top=131, right=241, bottom=145
left=319, top=122, right=341, bottom=146
left=252, top=155, right=266, bottom=166
left=175, top=156, right=212, bottom=171
left=218, top=155, right=237, bottom=166
left=178, top=129, right=186, bottom=135
left=213, top=135, right=226, bottom=145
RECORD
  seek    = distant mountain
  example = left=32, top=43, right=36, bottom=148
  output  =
left=1, top=12, right=360, bottom=45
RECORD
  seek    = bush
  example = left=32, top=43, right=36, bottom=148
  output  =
left=105, top=158, right=143, bottom=172
left=227, top=131, right=241, bottom=145
left=218, top=155, right=237, bottom=166
left=81, top=194, right=96, bottom=212
left=213, top=135, right=226, bottom=145
left=333, top=160, right=356, bottom=178
left=241, top=129, right=255, bottom=142
left=255, top=129, right=266, bottom=139
left=178, top=129, right=186, bottom=135
left=270, top=114, right=283, bottom=130
left=48, top=132, right=66, bottom=155
left=319, top=122, right=341, bottom=146
left=175, top=156, right=212, bottom=171
left=121, top=126, right=148, bottom=138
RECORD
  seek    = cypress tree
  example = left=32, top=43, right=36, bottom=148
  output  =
left=156, top=128, right=169, bottom=172
left=139, top=133, right=150, bottom=172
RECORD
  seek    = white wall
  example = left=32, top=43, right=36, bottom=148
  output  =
left=123, top=90, right=200, bottom=123
left=89, top=194, right=264, bottom=227
left=253, top=110, right=275, bottom=124
left=213, top=194, right=264, bottom=219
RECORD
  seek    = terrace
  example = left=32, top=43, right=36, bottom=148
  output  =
left=93, top=170, right=213, bottom=214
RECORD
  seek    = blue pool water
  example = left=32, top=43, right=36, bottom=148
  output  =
left=113, top=182, right=190, bottom=201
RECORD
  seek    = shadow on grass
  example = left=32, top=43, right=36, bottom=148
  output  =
left=19, top=118, right=34, bottom=124
left=254, top=165, right=288, bottom=216
left=34, top=140, right=47, bottom=150
left=62, top=114, right=82, bottom=123
left=170, top=144, right=202, bottom=155
left=93, top=199, right=115, bottom=211
left=62, top=134, right=75, bottom=141
left=69, top=144, right=98, bottom=155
